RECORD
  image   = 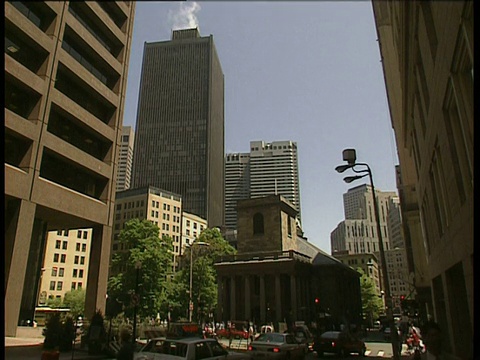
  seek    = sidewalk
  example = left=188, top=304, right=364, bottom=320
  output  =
left=5, top=336, right=111, bottom=360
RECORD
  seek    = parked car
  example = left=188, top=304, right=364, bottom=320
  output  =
left=248, top=332, right=305, bottom=360
left=313, top=331, right=366, bottom=357
left=135, top=337, right=252, bottom=360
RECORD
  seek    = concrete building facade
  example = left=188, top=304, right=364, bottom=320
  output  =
left=131, top=28, right=225, bottom=228
left=224, top=153, right=250, bottom=229
left=5, top=1, right=135, bottom=336
left=372, top=1, right=473, bottom=358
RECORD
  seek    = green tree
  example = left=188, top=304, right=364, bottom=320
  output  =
left=46, top=296, right=63, bottom=309
left=63, top=288, right=86, bottom=319
left=358, top=267, right=384, bottom=328
left=108, top=218, right=173, bottom=319
left=171, top=228, right=236, bottom=322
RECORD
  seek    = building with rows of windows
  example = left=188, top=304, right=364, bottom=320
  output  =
left=5, top=1, right=135, bottom=336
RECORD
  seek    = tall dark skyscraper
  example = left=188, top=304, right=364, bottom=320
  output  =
left=132, top=28, right=225, bottom=227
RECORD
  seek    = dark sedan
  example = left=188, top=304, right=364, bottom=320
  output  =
left=313, top=331, right=366, bottom=357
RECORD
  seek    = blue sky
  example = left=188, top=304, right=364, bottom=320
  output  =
left=123, top=1, right=399, bottom=253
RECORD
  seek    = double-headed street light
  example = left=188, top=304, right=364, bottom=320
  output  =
left=187, top=241, right=210, bottom=322
left=336, top=148, right=400, bottom=360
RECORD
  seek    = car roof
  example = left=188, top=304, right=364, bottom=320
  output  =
left=148, top=336, right=209, bottom=343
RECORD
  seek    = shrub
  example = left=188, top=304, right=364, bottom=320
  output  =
left=43, top=313, right=61, bottom=351
left=59, top=316, right=76, bottom=352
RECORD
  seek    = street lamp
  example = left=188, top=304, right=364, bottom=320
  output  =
left=336, top=148, right=400, bottom=360
left=187, top=241, right=210, bottom=322
left=132, top=260, right=142, bottom=344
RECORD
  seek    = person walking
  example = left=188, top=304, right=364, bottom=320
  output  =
left=410, top=321, right=460, bottom=360
left=116, top=328, right=135, bottom=360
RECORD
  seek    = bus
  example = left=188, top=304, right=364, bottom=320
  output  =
left=34, top=307, right=71, bottom=326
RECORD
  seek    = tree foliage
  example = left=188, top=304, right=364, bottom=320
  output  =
left=107, top=218, right=173, bottom=319
left=169, top=228, right=236, bottom=322
left=62, top=288, right=86, bottom=319
left=358, top=267, right=384, bottom=326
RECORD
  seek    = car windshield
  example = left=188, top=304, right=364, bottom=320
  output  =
left=257, top=333, right=285, bottom=343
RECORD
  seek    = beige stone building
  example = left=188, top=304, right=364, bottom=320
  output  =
left=5, top=1, right=135, bottom=336
left=111, top=186, right=183, bottom=275
left=181, top=212, right=208, bottom=252
left=38, top=229, right=92, bottom=303
left=372, top=1, right=473, bottom=358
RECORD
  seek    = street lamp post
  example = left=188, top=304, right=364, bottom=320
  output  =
left=187, top=241, right=209, bottom=322
left=336, top=148, right=400, bottom=360
left=132, top=261, right=142, bottom=344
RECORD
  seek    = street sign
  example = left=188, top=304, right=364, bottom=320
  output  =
left=131, top=293, right=140, bottom=306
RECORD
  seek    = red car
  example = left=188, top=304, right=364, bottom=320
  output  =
left=216, top=326, right=249, bottom=339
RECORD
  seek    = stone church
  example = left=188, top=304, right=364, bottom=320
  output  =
left=215, top=195, right=362, bottom=331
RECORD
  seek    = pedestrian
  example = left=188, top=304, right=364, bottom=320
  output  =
left=410, top=321, right=461, bottom=360
left=116, top=328, right=135, bottom=360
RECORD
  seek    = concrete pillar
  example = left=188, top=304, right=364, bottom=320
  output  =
left=84, top=224, right=112, bottom=320
left=260, top=275, right=265, bottom=323
left=290, top=275, right=297, bottom=320
left=245, top=275, right=251, bottom=321
left=5, top=200, right=36, bottom=337
left=275, top=274, right=281, bottom=324
left=230, top=276, right=236, bottom=321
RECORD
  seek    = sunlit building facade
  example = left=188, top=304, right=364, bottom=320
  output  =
left=372, top=1, right=473, bottom=358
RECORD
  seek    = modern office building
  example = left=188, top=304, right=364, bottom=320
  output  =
left=225, top=140, right=302, bottom=230
left=372, top=1, right=473, bottom=358
left=5, top=1, right=135, bottom=336
left=224, top=153, right=250, bottom=229
left=111, top=186, right=183, bottom=275
left=131, top=28, right=225, bottom=228
left=116, top=126, right=134, bottom=192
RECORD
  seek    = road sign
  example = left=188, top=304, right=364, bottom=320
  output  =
left=131, top=293, right=140, bottom=306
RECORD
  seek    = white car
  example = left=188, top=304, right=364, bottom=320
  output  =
left=135, top=337, right=252, bottom=360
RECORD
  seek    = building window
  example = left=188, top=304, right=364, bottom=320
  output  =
left=62, top=241, right=68, bottom=250
left=55, top=240, right=61, bottom=249
left=77, top=282, right=82, bottom=289
left=79, top=269, right=84, bottom=278
left=51, top=268, right=57, bottom=276
left=71, top=282, right=76, bottom=290
left=53, top=253, right=59, bottom=262
left=82, top=244, right=86, bottom=252
left=57, top=281, right=63, bottom=291
left=80, top=256, right=85, bottom=265
left=60, top=254, right=66, bottom=263
left=73, top=269, right=78, bottom=278
left=253, top=213, right=264, bottom=235
left=83, top=231, right=88, bottom=239
left=50, top=281, right=55, bottom=291
left=59, top=268, right=64, bottom=277
left=77, top=230, right=82, bottom=238
left=74, top=256, right=79, bottom=264
left=76, top=243, right=81, bottom=251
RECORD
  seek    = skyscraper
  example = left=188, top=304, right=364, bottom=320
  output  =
left=225, top=140, right=302, bottom=230
left=5, top=1, right=135, bottom=336
left=116, top=126, right=135, bottom=191
left=132, top=28, right=225, bottom=227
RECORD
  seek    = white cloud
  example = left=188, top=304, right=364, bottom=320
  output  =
left=168, top=2, right=201, bottom=30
